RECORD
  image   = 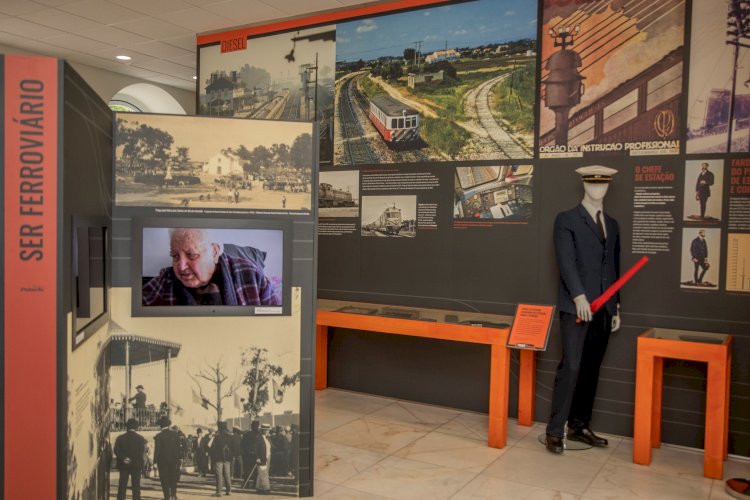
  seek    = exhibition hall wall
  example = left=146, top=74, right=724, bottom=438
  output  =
left=198, top=0, right=750, bottom=456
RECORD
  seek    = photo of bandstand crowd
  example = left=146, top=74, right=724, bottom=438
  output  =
left=105, top=332, right=300, bottom=499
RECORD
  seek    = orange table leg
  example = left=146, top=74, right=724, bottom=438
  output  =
left=724, top=350, right=731, bottom=460
left=633, top=350, right=655, bottom=466
left=315, top=325, right=328, bottom=390
left=704, top=358, right=728, bottom=479
left=517, top=349, right=536, bottom=426
left=488, top=343, right=510, bottom=448
left=650, top=357, right=663, bottom=448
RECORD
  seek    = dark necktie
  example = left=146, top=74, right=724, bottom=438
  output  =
left=596, top=210, right=606, bottom=242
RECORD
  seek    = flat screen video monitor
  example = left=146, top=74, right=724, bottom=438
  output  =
left=72, top=217, right=110, bottom=349
left=131, top=217, right=292, bottom=317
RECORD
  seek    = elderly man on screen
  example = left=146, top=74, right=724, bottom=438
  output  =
left=142, top=228, right=279, bottom=306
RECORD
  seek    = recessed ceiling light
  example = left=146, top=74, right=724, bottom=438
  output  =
left=116, top=55, right=132, bottom=61
left=192, top=75, right=197, bottom=80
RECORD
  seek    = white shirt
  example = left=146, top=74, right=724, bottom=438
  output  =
left=581, top=199, right=607, bottom=239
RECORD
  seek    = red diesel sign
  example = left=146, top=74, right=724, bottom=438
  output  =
left=220, top=35, right=247, bottom=53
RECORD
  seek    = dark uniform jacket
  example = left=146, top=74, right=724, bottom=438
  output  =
left=554, top=204, right=621, bottom=315
left=114, top=430, right=147, bottom=470
left=691, top=237, right=708, bottom=260
left=696, top=170, right=714, bottom=198
left=209, top=430, right=235, bottom=462
left=153, top=427, right=181, bottom=466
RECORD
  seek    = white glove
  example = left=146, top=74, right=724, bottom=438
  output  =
left=611, top=304, right=621, bottom=332
left=573, top=294, right=592, bottom=322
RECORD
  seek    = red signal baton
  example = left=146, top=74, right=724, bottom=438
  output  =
left=577, top=255, right=650, bottom=322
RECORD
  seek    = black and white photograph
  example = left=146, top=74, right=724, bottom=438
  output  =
left=334, top=0, right=536, bottom=165
left=680, top=227, right=721, bottom=289
left=453, top=164, right=533, bottom=220
left=360, top=195, right=417, bottom=237
left=318, top=170, right=359, bottom=217
left=104, top=288, right=303, bottom=499
left=686, top=0, right=750, bottom=153
left=683, top=159, right=723, bottom=223
left=199, top=26, right=336, bottom=165
left=114, top=113, right=314, bottom=212
left=141, top=227, right=284, bottom=307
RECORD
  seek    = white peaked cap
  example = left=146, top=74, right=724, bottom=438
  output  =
left=575, top=165, right=618, bottom=183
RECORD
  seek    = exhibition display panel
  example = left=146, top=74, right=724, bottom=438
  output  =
left=2, top=56, right=319, bottom=499
left=316, top=299, right=512, bottom=448
left=634, top=328, right=733, bottom=479
left=197, top=0, right=750, bottom=463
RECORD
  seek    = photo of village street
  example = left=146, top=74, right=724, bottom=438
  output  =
left=114, top=114, right=313, bottom=212
left=334, top=0, right=536, bottom=165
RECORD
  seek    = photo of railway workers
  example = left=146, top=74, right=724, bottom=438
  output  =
left=680, top=227, right=721, bottom=289
left=334, top=0, right=537, bottom=165
left=198, top=25, right=336, bottom=165
left=114, top=113, right=314, bottom=213
left=683, top=159, right=723, bottom=223
left=319, top=170, right=360, bottom=217
left=539, top=0, right=685, bottom=157
left=361, top=195, right=417, bottom=238
left=454, top=164, right=533, bottom=220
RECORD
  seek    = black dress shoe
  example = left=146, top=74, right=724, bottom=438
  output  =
left=567, top=427, right=608, bottom=447
left=545, top=433, right=564, bottom=454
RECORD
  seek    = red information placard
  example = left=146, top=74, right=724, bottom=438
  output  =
left=507, top=304, right=555, bottom=350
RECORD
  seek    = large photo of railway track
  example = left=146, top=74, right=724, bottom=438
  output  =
left=539, top=0, right=685, bottom=157
left=334, top=0, right=537, bottom=166
left=199, top=26, right=336, bottom=165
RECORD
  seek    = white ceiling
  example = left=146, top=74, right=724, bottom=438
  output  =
left=0, top=0, right=380, bottom=91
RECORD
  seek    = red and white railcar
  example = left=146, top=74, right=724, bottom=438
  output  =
left=369, top=95, right=420, bottom=143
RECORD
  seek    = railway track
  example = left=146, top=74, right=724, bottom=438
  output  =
left=466, top=73, right=532, bottom=159
left=281, top=90, right=300, bottom=120
left=338, top=75, right=379, bottom=164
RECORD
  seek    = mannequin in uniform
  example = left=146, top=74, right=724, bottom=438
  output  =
left=546, top=165, right=621, bottom=454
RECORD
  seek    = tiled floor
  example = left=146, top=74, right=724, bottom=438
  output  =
left=313, top=388, right=750, bottom=499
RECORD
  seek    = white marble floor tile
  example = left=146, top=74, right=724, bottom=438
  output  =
left=451, top=474, right=581, bottom=499
left=341, top=455, right=475, bottom=500
left=607, top=439, right=719, bottom=482
left=582, top=463, right=712, bottom=500
left=314, top=483, right=392, bottom=499
left=315, top=438, right=388, bottom=485
left=316, top=389, right=394, bottom=415
left=315, top=406, right=363, bottom=436
left=313, top=479, right=338, bottom=497
left=506, top=418, right=537, bottom=445
left=435, top=411, right=489, bottom=443
left=482, top=446, right=604, bottom=495
left=320, top=418, right=428, bottom=455
left=392, top=431, right=506, bottom=473
left=364, top=400, right=462, bottom=431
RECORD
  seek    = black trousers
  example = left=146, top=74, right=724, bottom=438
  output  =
left=694, top=259, right=709, bottom=283
left=699, top=194, right=708, bottom=218
left=157, top=461, right=179, bottom=500
left=546, top=309, right=611, bottom=438
left=117, top=468, right=141, bottom=500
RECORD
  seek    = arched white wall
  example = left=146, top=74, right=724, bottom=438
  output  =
left=111, top=83, right=187, bottom=115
